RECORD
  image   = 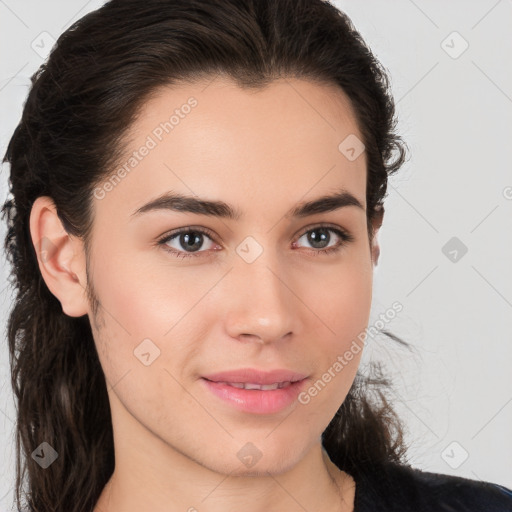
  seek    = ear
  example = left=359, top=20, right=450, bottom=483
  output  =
left=370, top=204, right=384, bottom=266
left=29, top=196, right=89, bottom=317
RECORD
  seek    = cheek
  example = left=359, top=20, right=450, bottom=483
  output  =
left=86, top=248, right=167, bottom=375
left=298, top=253, right=372, bottom=412
left=305, top=251, right=373, bottom=342
left=299, top=260, right=372, bottom=415
left=90, top=243, right=187, bottom=336
left=88, top=248, right=213, bottom=383
left=335, top=267, right=372, bottom=338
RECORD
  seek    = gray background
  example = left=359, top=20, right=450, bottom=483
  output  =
left=1, top=0, right=511, bottom=508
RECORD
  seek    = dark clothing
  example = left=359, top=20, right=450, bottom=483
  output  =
left=351, top=461, right=512, bottom=511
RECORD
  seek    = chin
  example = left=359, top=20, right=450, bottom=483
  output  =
left=212, top=455, right=302, bottom=478
left=202, top=436, right=310, bottom=477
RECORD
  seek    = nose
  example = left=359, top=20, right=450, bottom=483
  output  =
left=223, top=255, right=301, bottom=345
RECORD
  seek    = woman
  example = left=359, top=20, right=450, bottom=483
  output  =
left=2, top=0, right=511, bottom=511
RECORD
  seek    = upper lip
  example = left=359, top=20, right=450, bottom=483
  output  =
left=202, top=368, right=308, bottom=385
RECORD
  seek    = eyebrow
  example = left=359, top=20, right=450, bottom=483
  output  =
left=130, top=188, right=365, bottom=221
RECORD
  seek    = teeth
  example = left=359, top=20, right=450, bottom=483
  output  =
left=221, top=381, right=292, bottom=390
left=227, top=382, right=246, bottom=389
left=245, top=382, right=279, bottom=390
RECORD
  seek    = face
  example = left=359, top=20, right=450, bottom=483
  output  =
left=81, top=77, right=377, bottom=476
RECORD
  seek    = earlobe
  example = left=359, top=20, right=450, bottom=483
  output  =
left=29, top=196, right=89, bottom=317
left=372, top=241, right=381, bottom=266
left=370, top=205, right=384, bottom=267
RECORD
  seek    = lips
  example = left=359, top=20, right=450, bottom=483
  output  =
left=200, top=368, right=309, bottom=414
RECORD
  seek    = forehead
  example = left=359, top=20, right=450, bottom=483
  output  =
left=94, top=76, right=367, bottom=223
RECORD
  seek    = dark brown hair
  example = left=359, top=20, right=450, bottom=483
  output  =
left=2, top=0, right=412, bottom=510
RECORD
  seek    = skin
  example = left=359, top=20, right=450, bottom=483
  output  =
left=30, top=76, right=384, bottom=512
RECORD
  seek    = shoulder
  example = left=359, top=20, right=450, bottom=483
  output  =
left=352, top=461, right=512, bottom=511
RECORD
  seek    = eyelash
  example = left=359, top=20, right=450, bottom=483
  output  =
left=156, top=223, right=355, bottom=260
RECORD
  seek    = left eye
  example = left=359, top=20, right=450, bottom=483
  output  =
left=294, top=226, right=352, bottom=253
left=157, top=225, right=354, bottom=259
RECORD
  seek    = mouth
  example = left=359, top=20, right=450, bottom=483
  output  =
left=202, top=367, right=308, bottom=385
left=200, top=369, right=309, bottom=414
left=208, top=380, right=296, bottom=390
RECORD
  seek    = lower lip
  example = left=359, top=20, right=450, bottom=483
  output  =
left=201, top=378, right=308, bottom=414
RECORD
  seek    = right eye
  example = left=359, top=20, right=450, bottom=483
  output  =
left=157, top=227, right=220, bottom=259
